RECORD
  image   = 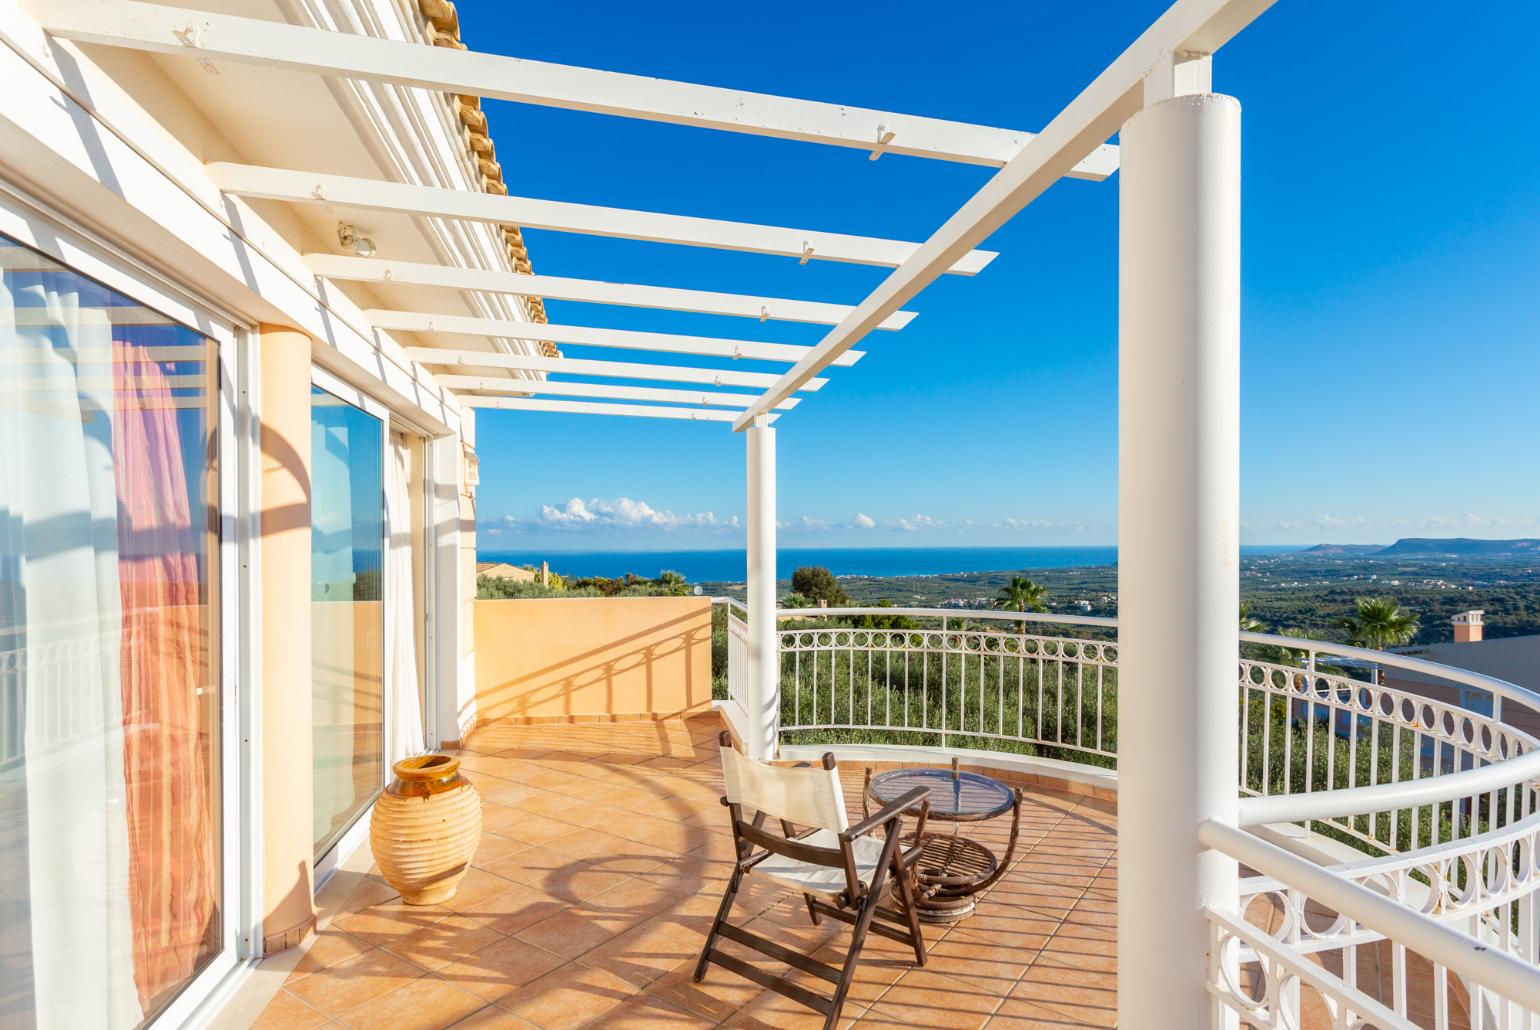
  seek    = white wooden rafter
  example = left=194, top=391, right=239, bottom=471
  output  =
left=27, top=0, right=1281, bottom=433
left=362, top=310, right=865, bottom=366
left=305, top=254, right=914, bottom=329
left=403, top=347, right=827, bottom=391
left=36, top=0, right=1118, bottom=176
left=433, top=374, right=798, bottom=410
left=730, top=0, right=1278, bottom=428
left=207, top=163, right=996, bottom=275
left=456, top=396, right=771, bottom=423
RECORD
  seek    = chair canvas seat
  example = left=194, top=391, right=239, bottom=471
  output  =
left=752, top=828, right=886, bottom=894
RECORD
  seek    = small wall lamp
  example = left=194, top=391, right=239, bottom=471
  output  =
left=336, top=222, right=377, bottom=258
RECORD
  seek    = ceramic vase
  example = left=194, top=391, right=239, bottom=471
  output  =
left=370, top=754, right=481, bottom=905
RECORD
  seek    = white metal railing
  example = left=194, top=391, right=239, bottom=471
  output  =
left=777, top=607, right=1119, bottom=760
left=766, top=606, right=1540, bottom=1026
left=1236, top=632, right=1540, bottom=856
left=1205, top=906, right=1408, bottom=1029
left=711, top=597, right=751, bottom=742
left=1206, top=818, right=1540, bottom=1029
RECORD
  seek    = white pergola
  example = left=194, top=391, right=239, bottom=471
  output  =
left=40, top=0, right=1275, bottom=1024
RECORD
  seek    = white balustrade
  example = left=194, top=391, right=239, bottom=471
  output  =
left=761, top=605, right=1540, bottom=1026
left=712, top=596, right=753, bottom=747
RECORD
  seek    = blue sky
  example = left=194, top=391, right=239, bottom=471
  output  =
left=459, top=0, right=1540, bottom=551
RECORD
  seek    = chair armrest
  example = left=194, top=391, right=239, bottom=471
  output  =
left=840, top=786, right=928, bottom=842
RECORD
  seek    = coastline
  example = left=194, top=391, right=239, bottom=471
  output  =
left=476, top=544, right=1301, bottom=583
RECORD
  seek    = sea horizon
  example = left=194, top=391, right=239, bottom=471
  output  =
left=478, top=544, right=1302, bottom=583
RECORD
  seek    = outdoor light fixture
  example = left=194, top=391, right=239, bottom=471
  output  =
left=336, top=221, right=376, bottom=258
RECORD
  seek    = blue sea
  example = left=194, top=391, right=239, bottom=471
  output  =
left=477, top=545, right=1298, bottom=583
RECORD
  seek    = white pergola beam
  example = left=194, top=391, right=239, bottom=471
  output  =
left=458, top=396, right=770, bottom=423
left=434, top=374, right=798, bottom=410
left=405, top=347, right=827, bottom=391
left=209, top=164, right=996, bottom=275
left=731, top=0, right=1276, bottom=429
left=37, top=0, right=1118, bottom=177
left=364, top=309, right=864, bottom=366
left=306, top=254, right=914, bottom=329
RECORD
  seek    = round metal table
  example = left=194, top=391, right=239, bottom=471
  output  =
left=864, top=758, right=1022, bottom=923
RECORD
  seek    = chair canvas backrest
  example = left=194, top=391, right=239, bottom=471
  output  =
left=719, top=747, right=849, bottom=832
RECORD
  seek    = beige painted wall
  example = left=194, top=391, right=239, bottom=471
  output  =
left=474, top=597, right=713, bottom=721
left=257, top=325, right=316, bottom=953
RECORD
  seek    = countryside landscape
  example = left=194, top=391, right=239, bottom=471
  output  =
left=483, top=537, right=1540, bottom=645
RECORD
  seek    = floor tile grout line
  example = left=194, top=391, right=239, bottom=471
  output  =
left=848, top=798, right=1087, bottom=1027
left=1005, top=826, right=1119, bottom=1021
left=344, top=720, right=1110, bottom=1030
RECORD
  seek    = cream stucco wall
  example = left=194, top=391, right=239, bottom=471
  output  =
left=474, top=597, right=713, bottom=722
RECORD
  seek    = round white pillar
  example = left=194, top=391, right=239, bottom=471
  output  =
left=745, top=420, right=778, bottom=761
left=1116, top=92, right=1241, bottom=1029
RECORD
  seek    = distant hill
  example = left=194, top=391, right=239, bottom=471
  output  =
left=1298, top=543, right=1385, bottom=555
left=1376, top=537, right=1540, bottom=557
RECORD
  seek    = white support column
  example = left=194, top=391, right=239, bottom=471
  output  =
left=745, top=418, right=778, bottom=761
left=1116, top=86, right=1241, bottom=1030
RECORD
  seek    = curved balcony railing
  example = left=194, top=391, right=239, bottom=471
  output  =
left=760, top=606, right=1540, bottom=1027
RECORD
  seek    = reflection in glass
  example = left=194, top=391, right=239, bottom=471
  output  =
left=311, top=385, right=384, bottom=859
left=0, top=234, right=222, bottom=1026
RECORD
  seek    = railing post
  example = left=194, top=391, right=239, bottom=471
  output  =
left=745, top=416, right=778, bottom=761
left=940, top=616, right=948, bottom=750
left=1117, top=56, right=1241, bottom=1030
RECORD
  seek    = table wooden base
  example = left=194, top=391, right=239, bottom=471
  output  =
left=864, top=761, right=1024, bottom=925
left=898, top=832, right=1001, bottom=923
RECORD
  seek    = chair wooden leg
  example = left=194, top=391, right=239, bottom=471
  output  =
left=892, top=862, right=926, bottom=966
left=803, top=892, right=821, bottom=926
left=824, top=889, right=883, bottom=1030
left=694, top=868, right=742, bottom=983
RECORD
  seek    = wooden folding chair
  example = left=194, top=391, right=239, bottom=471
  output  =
left=694, top=731, right=930, bottom=1029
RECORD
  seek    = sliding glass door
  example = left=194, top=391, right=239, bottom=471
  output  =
left=310, top=379, right=385, bottom=861
left=0, top=232, right=229, bottom=1027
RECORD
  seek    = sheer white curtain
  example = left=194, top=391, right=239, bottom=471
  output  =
left=386, top=432, right=423, bottom=763
left=0, top=269, right=142, bottom=1026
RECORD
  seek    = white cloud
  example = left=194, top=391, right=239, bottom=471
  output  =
left=891, top=513, right=944, bottom=532
left=533, top=496, right=735, bottom=532
left=1314, top=514, right=1366, bottom=529
left=851, top=513, right=876, bottom=529
left=1000, top=517, right=1052, bottom=530
left=1242, top=519, right=1303, bottom=532
left=1460, top=512, right=1530, bottom=529
left=1387, top=513, right=1534, bottom=531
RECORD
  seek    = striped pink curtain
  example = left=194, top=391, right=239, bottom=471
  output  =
left=112, top=337, right=216, bottom=1009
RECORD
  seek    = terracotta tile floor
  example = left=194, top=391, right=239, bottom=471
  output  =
left=250, top=714, right=1119, bottom=1029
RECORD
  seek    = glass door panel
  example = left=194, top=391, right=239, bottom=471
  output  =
left=0, top=233, right=224, bottom=1027
left=310, top=384, right=384, bottom=860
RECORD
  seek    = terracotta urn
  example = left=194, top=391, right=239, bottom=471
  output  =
left=370, top=754, right=482, bottom=905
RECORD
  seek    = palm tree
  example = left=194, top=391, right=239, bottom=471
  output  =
left=1238, top=603, right=1266, bottom=634
left=996, top=576, right=1047, bottom=632
left=1340, top=597, right=1419, bottom=651
left=655, top=570, right=688, bottom=596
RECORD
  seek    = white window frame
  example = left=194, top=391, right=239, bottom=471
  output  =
left=0, top=183, right=260, bottom=1025
left=384, top=414, right=438, bottom=757
left=385, top=421, right=434, bottom=760
left=309, top=364, right=392, bottom=886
